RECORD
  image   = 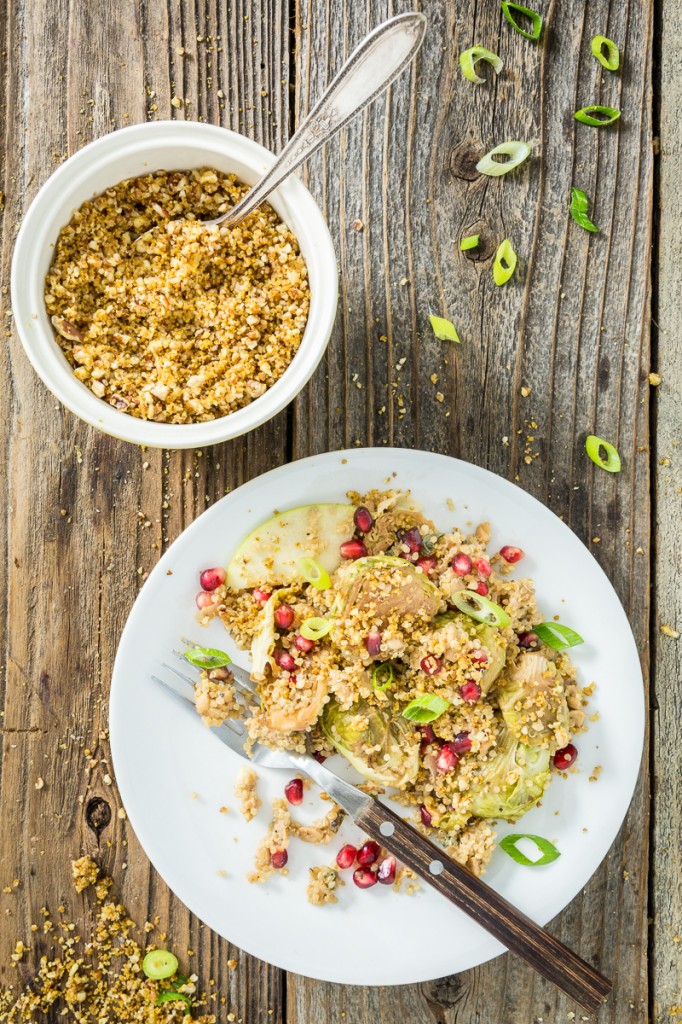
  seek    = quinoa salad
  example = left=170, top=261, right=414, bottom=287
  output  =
left=191, top=491, right=589, bottom=885
left=44, top=168, right=310, bottom=424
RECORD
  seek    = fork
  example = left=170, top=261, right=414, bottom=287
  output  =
left=153, top=653, right=612, bottom=1014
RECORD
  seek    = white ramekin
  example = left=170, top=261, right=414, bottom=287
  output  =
left=11, top=121, right=338, bottom=449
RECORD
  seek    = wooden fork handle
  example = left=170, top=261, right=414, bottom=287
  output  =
left=356, top=801, right=612, bottom=1014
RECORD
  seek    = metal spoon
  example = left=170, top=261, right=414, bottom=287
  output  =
left=139, top=12, right=426, bottom=240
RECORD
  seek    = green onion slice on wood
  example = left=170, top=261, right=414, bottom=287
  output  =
left=459, top=45, right=503, bottom=84
left=429, top=314, right=460, bottom=343
left=493, top=239, right=517, bottom=285
left=476, top=141, right=531, bottom=177
left=501, top=2, right=543, bottom=41
left=585, top=434, right=621, bottom=472
left=574, top=105, right=621, bottom=127
left=569, top=188, right=598, bottom=232
left=591, top=35, right=620, bottom=71
left=460, top=234, right=480, bottom=251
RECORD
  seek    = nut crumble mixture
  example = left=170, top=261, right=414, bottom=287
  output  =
left=45, top=168, right=310, bottom=424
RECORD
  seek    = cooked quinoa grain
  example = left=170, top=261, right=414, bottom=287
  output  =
left=45, top=168, right=310, bottom=424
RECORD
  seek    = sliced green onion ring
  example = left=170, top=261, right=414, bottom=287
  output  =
left=585, top=434, right=621, bottom=473
left=501, top=2, right=543, bottom=41
left=401, top=693, right=451, bottom=724
left=460, top=234, right=480, bottom=251
left=569, top=188, right=598, bottom=232
left=156, top=991, right=192, bottom=1007
left=298, top=557, right=331, bottom=591
left=451, top=590, right=511, bottom=628
left=493, top=239, right=517, bottom=285
left=372, top=662, right=394, bottom=692
left=574, top=105, right=621, bottom=127
left=459, top=45, right=503, bottom=85
left=534, top=622, right=584, bottom=652
left=299, top=616, right=333, bottom=641
left=184, top=646, right=231, bottom=670
left=476, top=141, right=531, bottom=177
left=142, top=949, right=179, bottom=981
left=499, top=833, right=561, bottom=866
left=429, top=314, right=460, bottom=343
left=591, top=35, right=620, bottom=71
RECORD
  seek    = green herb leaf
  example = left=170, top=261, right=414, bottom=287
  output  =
left=459, top=45, right=503, bottom=85
left=569, top=188, right=599, bottom=233
left=156, top=991, right=193, bottom=1007
left=499, top=833, right=561, bottom=866
left=372, top=662, right=394, bottom=692
left=574, top=105, right=621, bottom=127
left=429, top=314, right=460, bottom=343
left=298, top=557, right=331, bottom=591
left=451, top=590, right=511, bottom=627
left=184, top=646, right=232, bottom=670
left=299, top=616, right=333, bottom=641
left=591, top=35, right=620, bottom=71
left=534, top=622, right=584, bottom=651
left=401, top=694, right=451, bottom=723
left=460, top=234, right=480, bottom=251
left=585, top=434, right=621, bottom=473
left=476, top=141, right=531, bottom=177
left=493, top=239, right=517, bottom=285
left=501, top=2, right=543, bottom=41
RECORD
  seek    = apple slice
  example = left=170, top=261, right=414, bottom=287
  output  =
left=226, top=503, right=356, bottom=589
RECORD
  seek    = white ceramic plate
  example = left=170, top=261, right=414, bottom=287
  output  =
left=109, top=448, right=644, bottom=985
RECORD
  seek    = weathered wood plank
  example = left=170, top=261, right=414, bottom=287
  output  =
left=652, top=1, right=682, bottom=1018
left=0, top=0, right=291, bottom=1018
left=290, top=0, right=652, bottom=1021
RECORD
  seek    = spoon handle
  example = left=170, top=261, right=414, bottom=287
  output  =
left=216, top=12, right=427, bottom=228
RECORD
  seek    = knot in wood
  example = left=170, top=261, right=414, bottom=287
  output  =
left=449, top=142, right=482, bottom=182
left=86, top=796, right=112, bottom=835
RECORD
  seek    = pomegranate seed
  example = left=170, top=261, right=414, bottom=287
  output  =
left=365, top=630, right=382, bottom=657
left=271, top=849, right=288, bottom=869
left=474, top=557, right=492, bottom=578
left=420, top=654, right=442, bottom=676
left=294, top=633, right=315, bottom=653
left=451, top=731, right=473, bottom=754
left=518, top=631, right=539, bottom=649
left=398, top=526, right=423, bottom=553
left=436, top=743, right=459, bottom=773
left=312, top=751, right=327, bottom=764
left=336, top=844, right=357, bottom=869
left=459, top=680, right=481, bottom=703
left=354, top=506, right=374, bottom=533
left=377, top=855, right=396, bottom=885
left=500, top=545, right=525, bottom=564
left=452, top=552, right=473, bottom=576
left=475, top=581, right=489, bottom=596
left=340, top=539, right=367, bottom=560
left=416, top=556, right=437, bottom=575
left=419, top=804, right=433, bottom=826
left=471, top=649, right=488, bottom=664
left=199, top=566, right=226, bottom=591
left=195, top=591, right=214, bottom=610
left=252, top=587, right=271, bottom=603
left=357, top=840, right=381, bottom=867
left=274, top=649, right=296, bottom=672
left=419, top=724, right=437, bottom=744
left=274, top=604, right=295, bottom=629
left=284, top=778, right=304, bottom=805
left=353, top=866, right=378, bottom=889
left=553, top=743, right=578, bottom=770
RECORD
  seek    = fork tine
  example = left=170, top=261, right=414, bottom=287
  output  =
left=179, top=637, right=258, bottom=694
left=151, top=674, right=197, bottom=711
left=163, top=660, right=198, bottom=689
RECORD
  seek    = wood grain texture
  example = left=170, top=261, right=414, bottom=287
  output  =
left=289, top=1, right=653, bottom=1022
left=652, top=0, right=682, bottom=1018
left=0, top=1, right=292, bottom=1020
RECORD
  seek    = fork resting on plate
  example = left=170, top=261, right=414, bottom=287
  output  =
left=153, top=651, right=611, bottom=1014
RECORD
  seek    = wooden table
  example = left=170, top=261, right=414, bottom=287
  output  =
left=0, top=0, right=679, bottom=1020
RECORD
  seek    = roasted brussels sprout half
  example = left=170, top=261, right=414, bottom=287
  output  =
left=496, top=652, right=571, bottom=751
left=432, top=611, right=507, bottom=693
left=334, top=555, right=442, bottom=626
left=468, top=723, right=550, bottom=821
left=321, top=696, right=420, bottom=787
